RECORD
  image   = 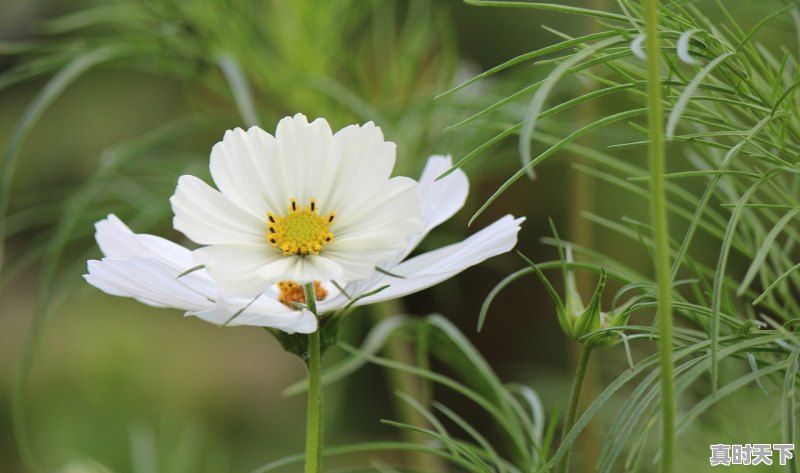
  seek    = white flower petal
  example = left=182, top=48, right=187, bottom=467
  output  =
left=92, top=214, right=217, bottom=297
left=95, top=214, right=195, bottom=270
left=171, top=175, right=266, bottom=245
left=326, top=233, right=412, bottom=252
left=209, top=126, right=287, bottom=218
left=320, top=246, right=399, bottom=283
left=334, top=174, right=418, bottom=228
left=333, top=176, right=421, bottom=241
left=275, top=114, right=334, bottom=205
left=319, top=122, right=397, bottom=213
left=417, top=155, right=469, bottom=229
left=85, top=258, right=213, bottom=311
left=351, top=215, right=524, bottom=305
left=256, top=254, right=344, bottom=285
left=87, top=215, right=327, bottom=333
left=320, top=155, right=466, bottom=276
left=401, top=155, right=468, bottom=259
left=395, top=215, right=523, bottom=274
left=305, top=175, right=420, bottom=282
left=191, top=298, right=317, bottom=334
left=193, top=244, right=282, bottom=298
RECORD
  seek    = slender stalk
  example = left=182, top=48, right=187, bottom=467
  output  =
left=557, top=345, right=592, bottom=473
left=303, top=283, right=323, bottom=473
left=642, top=1, right=675, bottom=472
left=370, top=300, right=446, bottom=473
left=568, top=2, right=605, bottom=469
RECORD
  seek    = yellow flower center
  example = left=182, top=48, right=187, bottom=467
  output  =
left=267, top=198, right=335, bottom=256
left=277, top=280, right=328, bottom=306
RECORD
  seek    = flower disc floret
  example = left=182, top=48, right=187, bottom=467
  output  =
left=268, top=199, right=335, bottom=255
left=277, top=280, right=327, bottom=306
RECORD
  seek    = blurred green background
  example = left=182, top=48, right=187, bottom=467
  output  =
left=0, top=2, right=572, bottom=471
left=1, top=1, right=792, bottom=472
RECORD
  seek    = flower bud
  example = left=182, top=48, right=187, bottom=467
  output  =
left=525, top=245, right=632, bottom=348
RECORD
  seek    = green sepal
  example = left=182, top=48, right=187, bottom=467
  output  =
left=522, top=239, right=632, bottom=347
left=573, top=267, right=607, bottom=339
left=266, top=315, right=340, bottom=363
left=517, top=250, right=568, bottom=335
left=562, top=247, right=585, bottom=321
left=582, top=296, right=636, bottom=348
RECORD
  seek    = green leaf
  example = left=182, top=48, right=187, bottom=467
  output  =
left=463, top=0, right=629, bottom=22
left=0, top=45, right=128, bottom=271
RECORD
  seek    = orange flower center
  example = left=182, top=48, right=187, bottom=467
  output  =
left=277, top=280, right=328, bottom=307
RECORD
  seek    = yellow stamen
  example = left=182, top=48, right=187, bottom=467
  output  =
left=267, top=198, right=335, bottom=255
left=277, top=280, right=328, bottom=306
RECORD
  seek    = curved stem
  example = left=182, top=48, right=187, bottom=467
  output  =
left=303, top=283, right=323, bottom=473
left=642, top=1, right=675, bottom=472
left=557, top=345, right=592, bottom=473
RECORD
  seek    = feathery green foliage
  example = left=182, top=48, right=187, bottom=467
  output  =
left=444, top=0, right=800, bottom=470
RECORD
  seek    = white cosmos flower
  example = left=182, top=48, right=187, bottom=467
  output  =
left=170, top=113, right=423, bottom=298
left=84, top=155, right=524, bottom=334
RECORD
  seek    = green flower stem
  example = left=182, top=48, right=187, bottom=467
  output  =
left=303, top=283, right=323, bottom=473
left=643, top=1, right=675, bottom=472
left=558, top=345, right=592, bottom=473
left=569, top=3, right=604, bottom=469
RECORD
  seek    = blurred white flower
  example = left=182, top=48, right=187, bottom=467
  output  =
left=631, top=34, right=647, bottom=61
left=85, top=155, right=523, bottom=333
left=676, top=29, right=701, bottom=65
left=170, top=113, right=422, bottom=298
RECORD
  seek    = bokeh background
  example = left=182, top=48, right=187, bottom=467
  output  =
left=1, top=1, right=792, bottom=472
